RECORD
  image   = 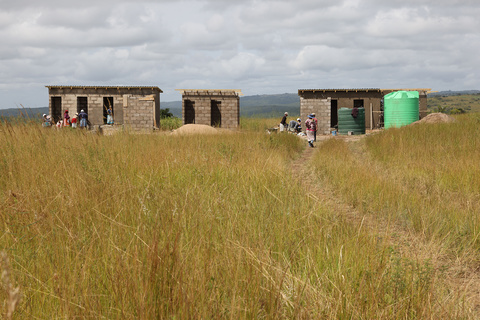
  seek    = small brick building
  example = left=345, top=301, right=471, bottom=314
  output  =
left=298, top=88, right=430, bottom=135
left=177, top=89, right=241, bottom=129
left=46, top=86, right=163, bottom=130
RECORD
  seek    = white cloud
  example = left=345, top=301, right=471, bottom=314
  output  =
left=0, top=0, right=479, bottom=107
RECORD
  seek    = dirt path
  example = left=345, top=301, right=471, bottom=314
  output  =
left=290, top=135, right=480, bottom=317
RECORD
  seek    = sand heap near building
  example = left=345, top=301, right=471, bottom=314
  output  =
left=171, top=124, right=219, bottom=135
left=410, top=113, right=456, bottom=125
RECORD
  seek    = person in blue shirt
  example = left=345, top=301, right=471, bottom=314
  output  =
left=107, top=107, right=114, bottom=125
left=78, top=110, right=88, bottom=129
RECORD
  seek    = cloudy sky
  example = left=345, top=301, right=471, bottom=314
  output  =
left=0, top=0, right=479, bottom=108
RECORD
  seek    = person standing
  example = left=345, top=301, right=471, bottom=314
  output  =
left=305, top=114, right=316, bottom=148
left=63, top=110, right=70, bottom=127
left=71, top=113, right=78, bottom=128
left=107, top=106, right=114, bottom=125
left=280, top=112, right=288, bottom=132
left=351, top=106, right=359, bottom=118
left=312, top=112, right=318, bottom=142
left=78, top=109, right=88, bottom=129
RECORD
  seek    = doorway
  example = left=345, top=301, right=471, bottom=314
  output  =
left=103, top=97, right=113, bottom=124
left=331, top=100, right=338, bottom=127
left=77, top=97, right=88, bottom=114
left=184, top=100, right=195, bottom=124
left=51, top=97, right=62, bottom=122
left=211, top=100, right=221, bottom=127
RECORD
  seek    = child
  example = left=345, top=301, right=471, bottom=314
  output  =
left=107, top=107, right=114, bottom=125
left=71, top=113, right=78, bottom=128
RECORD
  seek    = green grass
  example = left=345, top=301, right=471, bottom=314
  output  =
left=158, top=117, right=182, bottom=131
left=0, top=118, right=473, bottom=318
left=428, top=94, right=480, bottom=113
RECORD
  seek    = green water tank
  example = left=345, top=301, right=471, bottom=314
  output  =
left=384, top=91, right=419, bottom=128
left=338, top=107, right=365, bottom=135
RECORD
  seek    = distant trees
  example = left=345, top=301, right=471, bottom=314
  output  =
left=432, top=106, right=466, bottom=115
left=159, top=108, right=174, bottom=119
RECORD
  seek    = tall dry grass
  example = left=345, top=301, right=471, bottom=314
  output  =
left=312, top=114, right=480, bottom=254
left=0, top=119, right=469, bottom=318
left=311, top=113, right=480, bottom=316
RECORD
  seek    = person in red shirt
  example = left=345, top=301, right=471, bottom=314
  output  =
left=71, top=113, right=78, bottom=128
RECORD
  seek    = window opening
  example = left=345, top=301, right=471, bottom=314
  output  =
left=103, top=97, right=114, bottom=124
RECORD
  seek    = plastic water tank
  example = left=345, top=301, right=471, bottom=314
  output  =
left=338, top=108, right=365, bottom=135
left=384, top=91, right=419, bottom=128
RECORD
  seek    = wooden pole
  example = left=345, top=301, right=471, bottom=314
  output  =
left=370, top=103, right=373, bottom=130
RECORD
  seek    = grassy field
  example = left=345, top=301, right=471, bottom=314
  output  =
left=428, top=94, right=480, bottom=113
left=1, top=115, right=479, bottom=318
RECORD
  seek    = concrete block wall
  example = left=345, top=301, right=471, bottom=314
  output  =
left=47, top=86, right=161, bottom=130
left=300, top=97, right=331, bottom=135
left=123, top=96, right=155, bottom=130
left=181, top=91, right=240, bottom=129
left=219, top=96, right=240, bottom=129
left=189, top=97, right=211, bottom=125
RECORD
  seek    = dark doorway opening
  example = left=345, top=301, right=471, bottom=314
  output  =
left=354, top=99, right=364, bottom=108
left=77, top=97, right=88, bottom=115
left=51, top=97, right=62, bottom=122
left=103, top=97, right=113, bottom=124
left=184, top=100, right=195, bottom=124
left=331, top=99, right=338, bottom=127
left=211, top=100, right=221, bottom=127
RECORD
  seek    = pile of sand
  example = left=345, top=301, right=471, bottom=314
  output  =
left=410, top=113, right=456, bottom=125
left=171, top=124, right=219, bottom=135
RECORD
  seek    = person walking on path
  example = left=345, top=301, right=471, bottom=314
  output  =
left=78, top=109, right=88, bottom=129
left=63, top=110, right=70, bottom=127
left=280, top=112, right=288, bottom=132
left=107, top=106, right=114, bottom=125
left=312, top=113, right=318, bottom=142
left=305, top=114, right=316, bottom=148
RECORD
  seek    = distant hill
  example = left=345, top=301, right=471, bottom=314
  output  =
left=161, top=101, right=182, bottom=117
left=240, top=93, right=299, bottom=117
left=427, top=93, right=480, bottom=113
left=0, top=107, right=48, bottom=118
left=428, top=90, right=480, bottom=97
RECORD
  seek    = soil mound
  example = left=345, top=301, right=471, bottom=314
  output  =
left=410, top=113, right=456, bottom=125
left=171, top=124, right=218, bottom=135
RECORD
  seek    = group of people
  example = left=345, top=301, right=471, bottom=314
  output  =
left=42, top=109, right=89, bottom=129
left=280, top=112, right=318, bottom=148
